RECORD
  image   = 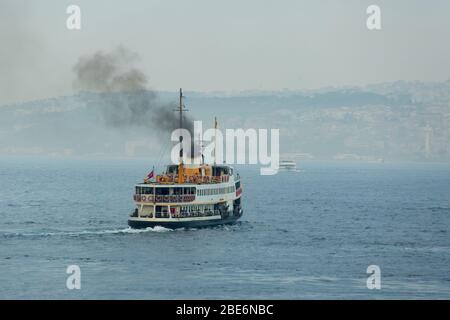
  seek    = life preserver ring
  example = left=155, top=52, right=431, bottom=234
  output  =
left=164, top=195, right=169, bottom=202
left=156, top=195, right=162, bottom=202
left=141, top=196, right=146, bottom=202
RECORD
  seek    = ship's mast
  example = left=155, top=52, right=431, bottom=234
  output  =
left=214, top=117, right=217, bottom=165
left=179, top=88, right=183, bottom=161
left=177, top=88, right=187, bottom=183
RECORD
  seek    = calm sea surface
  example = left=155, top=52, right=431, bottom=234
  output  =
left=0, top=156, right=449, bottom=299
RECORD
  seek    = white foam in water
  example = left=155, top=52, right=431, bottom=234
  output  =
left=117, top=226, right=174, bottom=234
left=91, top=226, right=173, bottom=234
left=4, top=226, right=175, bottom=238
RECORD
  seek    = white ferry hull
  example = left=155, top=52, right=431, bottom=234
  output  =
left=128, top=210, right=243, bottom=229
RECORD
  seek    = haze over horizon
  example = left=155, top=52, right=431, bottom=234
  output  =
left=1, top=80, right=450, bottom=162
left=1, top=0, right=450, bottom=105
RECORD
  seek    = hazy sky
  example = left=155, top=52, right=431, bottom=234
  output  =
left=1, top=0, right=450, bottom=105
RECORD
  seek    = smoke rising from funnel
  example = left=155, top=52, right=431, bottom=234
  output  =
left=73, top=46, right=194, bottom=136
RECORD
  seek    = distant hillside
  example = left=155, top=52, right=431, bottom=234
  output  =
left=1, top=81, right=449, bottom=161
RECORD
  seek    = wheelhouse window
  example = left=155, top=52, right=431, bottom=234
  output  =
left=136, top=186, right=154, bottom=194
left=166, top=165, right=178, bottom=174
left=144, top=187, right=154, bottom=194
left=156, top=187, right=169, bottom=195
left=183, top=187, right=195, bottom=195
left=169, top=187, right=183, bottom=195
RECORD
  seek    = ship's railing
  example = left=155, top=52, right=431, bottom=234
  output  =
left=137, top=210, right=222, bottom=219
left=171, top=209, right=221, bottom=218
left=134, top=194, right=195, bottom=203
left=152, top=174, right=230, bottom=184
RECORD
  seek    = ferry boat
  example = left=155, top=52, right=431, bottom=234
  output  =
left=128, top=89, right=243, bottom=229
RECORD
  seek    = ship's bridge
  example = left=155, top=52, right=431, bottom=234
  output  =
left=139, top=164, right=236, bottom=185
left=165, top=164, right=233, bottom=177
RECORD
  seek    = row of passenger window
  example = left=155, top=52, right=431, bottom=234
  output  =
left=180, top=204, right=214, bottom=212
left=197, top=186, right=235, bottom=196
left=136, top=187, right=196, bottom=195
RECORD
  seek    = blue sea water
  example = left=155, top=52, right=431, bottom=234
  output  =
left=0, top=156, right=449, bottom=299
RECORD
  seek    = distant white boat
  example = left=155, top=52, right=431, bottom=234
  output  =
left=279, top=159, right=297, bottom=171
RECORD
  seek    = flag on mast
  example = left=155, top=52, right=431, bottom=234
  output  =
left=144, top=167, right=155, bottom=182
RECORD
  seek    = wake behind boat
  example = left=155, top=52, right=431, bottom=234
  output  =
left=128, top=89, right=243, bottom=229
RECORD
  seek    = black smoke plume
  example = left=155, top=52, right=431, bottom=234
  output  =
left=73, top=46, right=194, bottom=137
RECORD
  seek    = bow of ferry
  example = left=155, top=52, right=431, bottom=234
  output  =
left=128, top=164, right=243, bottom=229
